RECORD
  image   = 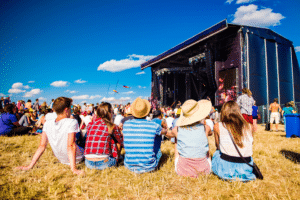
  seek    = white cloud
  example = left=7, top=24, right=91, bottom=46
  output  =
left=100, top=97, right=131, bottom=103
left=71, top=94, right=102, bottom=100
left=122, top=91, right=135, bottom=95
left=101, top=97, right=116, bottom=102
left=138, top=96, right=149, bottom=100
left=65, top=90, right=78, bottom=94
left=236, top=0, right=256, bottom=4
left=232, top=4, right=285, bottom=27
left=10, top=82, right=30, bottom=91
left=0, top=93, right=5, bottom=96
left=295, top=46, right=300, bottom=52
left=226, top=0, right=234, bottom=4
left=97, top=54, right=156, bottom=72
left=74, top=79, right=87, bottom=83
left=50, top=81, right=69, bottom=87
left=38, top=97, right=47, bottom=101
left=90, top=95, right=102, bottom=100
left=12, top=82, right=23, bottom=89
left=136, top=71, right=145, bottom=75
left=8, top=88, right=26, bottom=94
left=28, top=81, right=35, bottom=83
left=138, top=85, right=146, bottom=89
left=71, top=95, right=90, bottom=100
left=23, top=89, right=42, bottom=97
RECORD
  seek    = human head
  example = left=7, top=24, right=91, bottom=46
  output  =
left=176, top=99, right=212, bottom=127
left=97, top=102, right=113, bottom=128
left=285, top=102, right=291, bottom=107
left=27, top=99, right=31, bottom=103
left=4, top=104, right=15, bottom=114
left=36, top=99, right=39, bottom=102
left=53, top=97, right=72, bottom=115
left=131, top=97, right=151, bottom=118
left=274, top=98, right=278, bottom=103
left=153, top=110, right=162, bottom=119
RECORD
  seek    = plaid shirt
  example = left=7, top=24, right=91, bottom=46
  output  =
left=84, top=118, right=123, bottom=159
left=236, top=94, right=255, bottom=115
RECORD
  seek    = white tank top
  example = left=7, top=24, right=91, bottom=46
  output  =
left=219, top=123, right=253, bottom=157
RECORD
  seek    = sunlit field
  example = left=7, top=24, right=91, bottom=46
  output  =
left=1, top=124, right=300, bottom=199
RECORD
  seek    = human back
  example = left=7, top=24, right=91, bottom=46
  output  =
left=212, top=100, right=255, bottom=181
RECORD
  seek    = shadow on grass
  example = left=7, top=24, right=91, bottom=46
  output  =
left=280, top=150, right=300, bottom=164
left=157, top=151, right=172, bottom=170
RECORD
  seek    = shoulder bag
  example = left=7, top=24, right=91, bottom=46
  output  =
left=228, top=131, right=263, bottom=180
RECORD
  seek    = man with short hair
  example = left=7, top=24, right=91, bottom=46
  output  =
left=269, top=98, right=282, bottom=132
left=122, top=98, right=167, bottom=173
left=17, top=97, right=84, bottom=175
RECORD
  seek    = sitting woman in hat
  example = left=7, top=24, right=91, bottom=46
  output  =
left=167, top=99, right=213, bottom=178
left=84, top=102, right=123, bottom=170
left=212, top=101, right=255, bottom=181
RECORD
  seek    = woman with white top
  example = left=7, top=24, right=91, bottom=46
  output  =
left=212, top=101, right=256, bottom=181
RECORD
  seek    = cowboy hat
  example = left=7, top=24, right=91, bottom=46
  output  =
left=131, top=97, right=151, bottom=118
left=176, top=99, right=212, bottom=127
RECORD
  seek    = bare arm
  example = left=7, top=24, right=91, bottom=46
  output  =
left=205, top=124, right=212, bottom=137
left=16, top=132, right=48, bottom=170
left=213, top=123, right=220, bottom=150
left=67, top=132, right=84, bottom=175
left=166, top=126, right=178, bottom=138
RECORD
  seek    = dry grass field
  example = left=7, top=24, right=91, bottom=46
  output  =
left=1, top=124, right=300, bottom=199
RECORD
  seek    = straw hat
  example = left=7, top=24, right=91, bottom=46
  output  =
left=176, top=99, right=212, bottom=127
left=131, top=97, right=151, bottom=118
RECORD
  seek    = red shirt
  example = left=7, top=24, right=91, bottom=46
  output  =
left=84, top=118, right=123, bottom=159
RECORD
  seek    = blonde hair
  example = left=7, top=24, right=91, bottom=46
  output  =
left=220, top=101, right=250, bottom=148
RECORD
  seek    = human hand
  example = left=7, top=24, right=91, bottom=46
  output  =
left=15, top=166, right=32, bottom=171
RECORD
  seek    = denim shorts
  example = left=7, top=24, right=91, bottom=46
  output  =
left=85, top=157, right=117, bottom=170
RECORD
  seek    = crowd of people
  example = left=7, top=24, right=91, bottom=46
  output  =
left=0, top=90, right=297, bottom=180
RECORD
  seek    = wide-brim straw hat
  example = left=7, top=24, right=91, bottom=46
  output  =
left=131, top=97, right=151, bottom=118
left=176, top=99, right=212, bottom=127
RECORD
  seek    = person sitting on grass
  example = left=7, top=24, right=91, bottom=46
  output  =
left=0, top=104, right=32, bottom=136
left=84, top=102, right=123, bottom=170
left=16, top=97, right=84, bottom=175
left=212, top=101, right=256, bottom=181
left=122, top=97, right=167, bottom=173
left=167, top=99, right=213, bottom=178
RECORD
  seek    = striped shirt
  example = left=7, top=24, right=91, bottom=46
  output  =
left=123, top=119, right=162, bottom=173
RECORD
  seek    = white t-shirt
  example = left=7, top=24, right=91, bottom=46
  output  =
left=114, top=114, right=124, bottom=126
left=45, top=112, right=57, bottom=122
left=166, top=117, right=174, bottom=128
left=205, top=119, right=214, bottom=131
left=82, top=115, right=92, bottom=126
left=43, top=118, right=83, bottom=165
left=114, top=107, right=118, bottom=115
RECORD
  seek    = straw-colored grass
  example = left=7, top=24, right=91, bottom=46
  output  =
left=1, top=124, right=300, bottom=199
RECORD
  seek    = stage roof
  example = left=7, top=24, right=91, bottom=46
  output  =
left=141, top=19, right=293, bottom=70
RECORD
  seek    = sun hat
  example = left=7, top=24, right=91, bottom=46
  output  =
left=131, top=97, right=151, bottom=118
left=176, top=99, right=212, bottom=127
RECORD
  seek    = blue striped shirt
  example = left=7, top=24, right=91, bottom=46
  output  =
left=123, top=119, right=162, bottom=173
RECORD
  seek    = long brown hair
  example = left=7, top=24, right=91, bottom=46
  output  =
left=97, top=102, right=114, bottom=129
left=220, top=101, right=250, bottom=148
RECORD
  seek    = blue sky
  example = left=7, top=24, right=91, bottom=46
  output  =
left=1, top=0, right=300, bottom=105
